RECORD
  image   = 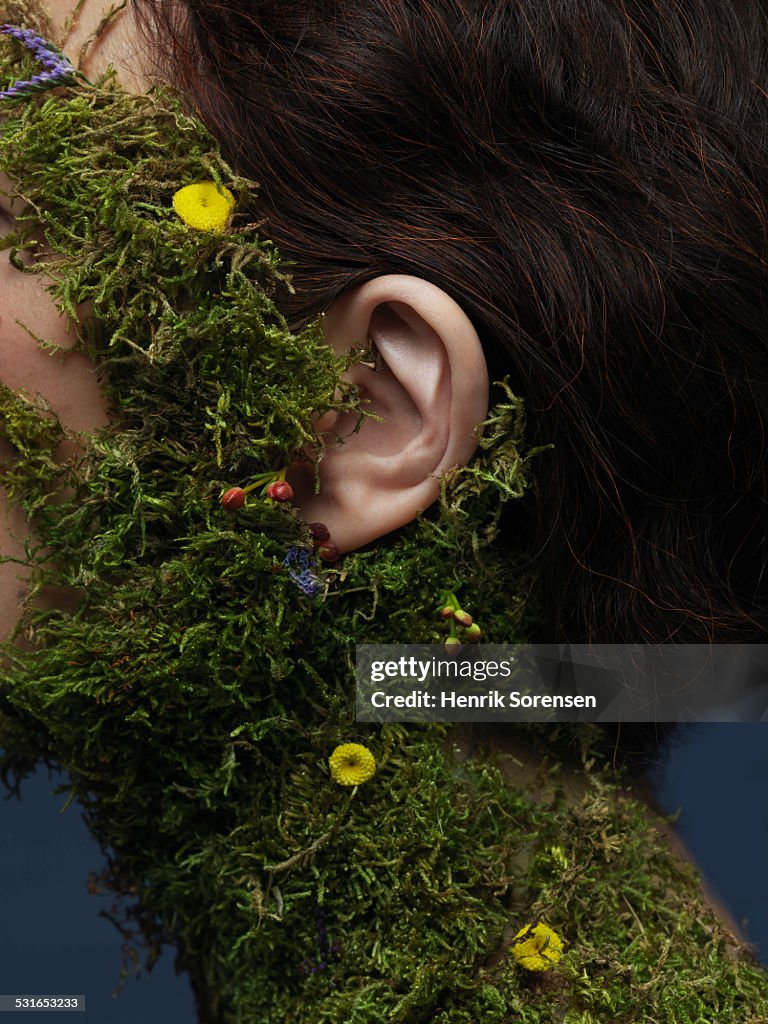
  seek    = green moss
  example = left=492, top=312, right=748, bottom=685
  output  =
left=0, top=22, right=767, bottom=1024
left=0, top=382, right=64, bottom=509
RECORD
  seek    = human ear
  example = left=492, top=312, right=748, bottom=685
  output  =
left=288, top=275, right=489, bottom=552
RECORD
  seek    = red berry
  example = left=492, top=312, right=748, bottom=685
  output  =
left=221, top=487, right=246, bottom=511
left=439, top=605, right=455, bottom=619
left=317, top=542, right=341, bottom=562
left=454, top=609, right=473, bottom=627
left=444, top=636, right=461, bottom=657
left=464, top=623, right=482, bottom=641
left=265, top=479, right=294, bottom=502
left=308, top=522, right=331, bottom=542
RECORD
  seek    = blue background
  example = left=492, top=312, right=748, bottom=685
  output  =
left=1, top=724, right=767, bottom=1022
left=650, top=723, right=768, bottom=964
left=0, top=766, right=196, bottom=1022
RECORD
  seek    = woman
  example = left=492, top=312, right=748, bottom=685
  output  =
left=5, top=0, right=768, bottom=643
left=2, top=1, right=768, bottom=1021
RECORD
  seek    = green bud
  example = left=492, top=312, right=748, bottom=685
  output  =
left=444, top=636, right=461, bottom=657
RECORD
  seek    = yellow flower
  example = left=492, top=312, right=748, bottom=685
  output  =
left=328, top=743, right=376, bottom=786
left=509, top=922, right=564, bottom=972
left=172, top=182, right=235, bottom=232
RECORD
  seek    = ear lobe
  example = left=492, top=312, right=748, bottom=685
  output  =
left=288, top=275, right=489, bottom=552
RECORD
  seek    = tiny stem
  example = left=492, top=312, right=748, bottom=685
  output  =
left=241, top=468, right=287, bottom=494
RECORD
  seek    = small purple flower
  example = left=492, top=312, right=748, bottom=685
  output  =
left=296, top=902, right=340, bottom=976
left=283, top=546, right=321, bottom=597
left=1, top=24, right=83, bottom=99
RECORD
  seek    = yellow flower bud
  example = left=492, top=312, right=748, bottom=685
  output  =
left=328, top=743, right=376, bottom=786
left=172, top=181, right=235, bottom=232
left=509, top=922, right=564, bottom=972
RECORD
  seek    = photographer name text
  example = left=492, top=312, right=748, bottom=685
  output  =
left=369, top=689, right=597, bottom=710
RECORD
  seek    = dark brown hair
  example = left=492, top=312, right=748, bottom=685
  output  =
left=137, top=0, right=768, bottom=642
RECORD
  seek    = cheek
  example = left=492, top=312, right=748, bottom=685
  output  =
left=0, top=243, right=111, bottom=644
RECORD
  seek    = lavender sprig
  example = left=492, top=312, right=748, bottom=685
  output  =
left=283, top=547, right=321, bottom=597
left=296, top=903, right=341, bottom=976
left=1, top=24, right=85, bottom=99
